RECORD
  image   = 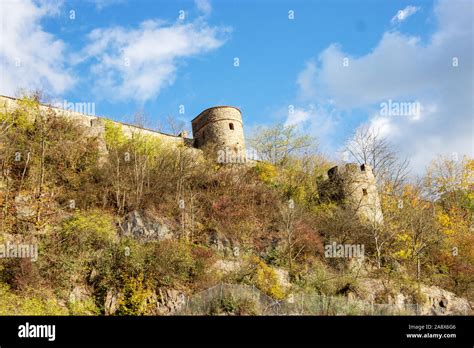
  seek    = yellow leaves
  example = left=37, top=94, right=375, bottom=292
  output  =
left=104, top=120, right=127, bottom=149
left=443, top=229, right=455, bottom=236
left=254, top=162, right=278, bottom=185
left=461, top=158, right=474, bottom=190
left=249, top=256, right=286, bottom=300
left=0, top=97, right=35, bottom=132
left=393, top=233, right=415, bottom=260
left=395, top=184, right=424, bottom=208
left=61, top=209, right=116, bottom=247
left=105, top=120, right=165, bottom=159
left=0, top=283, right=67, bottom=315
left=425, top=155, right=473, bottom=196
left=436, top=208, right=470, bottom=237
left=117, top=272, right=154, bottom=315
left=394, top=249, right=411, bottom=260
left=437, top=211, right=451, bottom=228
left=132, top=133, right=163, bottom=158
left=395, top=233, right=411, bottom=243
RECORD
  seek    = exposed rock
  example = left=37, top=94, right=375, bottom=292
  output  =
left=211, top=259, right=242, bottom=274
left=88, top=268, right=99, bottom=283
left=155, top=288, right=186, bottom=315
left=419, top=285, right=472, bottom=315
left=105, top=288, right=120, bottom=315
left=356, top=278, right=386, bottom=303
left=69, top=285, right=93, bottom=304
left=208, top=230, right=232, bottom=256
left=356, top=278, right=472, bottom=315
left=394, top=293, right=407, bottom=308
left=274, top=268, right=291, bottom=291
left=119, top=210, right=173, bottom=241
left=14, top=194, right=35, bottom=219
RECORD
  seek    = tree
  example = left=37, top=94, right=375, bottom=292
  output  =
left=423, top=155, right=474, bottom=210
left=392, top=184, right=444, bottom=282
left=423, top=156, right=474, bottom=300
left=249, top=123, right=314, bottom=166
left=165, top=115, right=186, bottom=136
left=344, top=124, right=409, bottom=193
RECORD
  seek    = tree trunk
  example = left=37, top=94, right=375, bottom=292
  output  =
left=35, top=139, right=46, bottom=224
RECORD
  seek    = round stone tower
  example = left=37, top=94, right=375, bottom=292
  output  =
left=191, top=106, right=246, bottom=159
left=327, top=163, right=384, bottom=225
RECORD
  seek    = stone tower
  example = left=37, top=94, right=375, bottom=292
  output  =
left=327, top=163, right=384, bottom=225
left=191, top=106, right=246, bottom=158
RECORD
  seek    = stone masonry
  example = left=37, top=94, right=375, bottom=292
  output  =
left=191, top=106, right=245, bottom=152
left=1, top=95, right=383, bottom=221
left=0, top=96, right=243, bottom=159
left=327, top=163, right=384, bottom=225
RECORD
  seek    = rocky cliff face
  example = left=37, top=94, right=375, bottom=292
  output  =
left=119, top=210, right=174, bottom=241
left=419, top=284, right=472, bottom=315
left=355, top=278, right=472, bottom=315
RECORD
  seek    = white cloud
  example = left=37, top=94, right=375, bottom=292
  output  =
left=0, top=0, right=75, bottom=96
left=195, top=0, right=212, bottom=16
left=283, top=103, right=340, bottom=155
left=285, top=107, right=311, bottom=126
left=391, top=5, right=420, bottom=24
left=87, top=0, right=126, bottom=11
left=297, top=61, right=317, bottom=100
left=291, top=0, right=473, bottom=174
left=77, top=18, right=229, bottom=102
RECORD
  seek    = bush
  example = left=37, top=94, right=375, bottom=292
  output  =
left=209, top=295, right=259, bottom=315
left=60, top=209, right=116, bottom=250
left=0, top=258, right=42, bottom=291
left=297, top=261, right=337, bottom=295
left=67, top=298, right=100, bottom=315
left=40, top=210, right=116, bottom=293
left=149, top=240, right=216, bottom=289
left=116, top=273, right=154, bottom=316
left=0, top=283, right=67, bottom=315
left=252, top=257, right=286, bottom=300
left=254, top=162, right=278, bottom=186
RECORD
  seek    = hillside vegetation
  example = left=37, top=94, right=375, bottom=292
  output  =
left=0, top=96, right=472, bottom=315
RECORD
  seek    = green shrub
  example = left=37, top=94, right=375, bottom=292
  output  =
left=148, top=240, right=215, bottom=289
left=298, top=261, right=337, bottom=295
left=104, top=120, right=127, bottom=149
left=40, top=210, right=116, bottom=293
left=68, top=298, right=100, bottom=315
left=0, top=283, right=67, bottom=315
left=60, top=209, right=116, bottom=249
left=209, top=295, right=259, bottom=316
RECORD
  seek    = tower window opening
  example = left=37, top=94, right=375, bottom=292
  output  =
left=361, top=164, right=366, bottom=171
left=229, top=123, right=234, bottom=130
left=362, top=188, right=368, bottom=196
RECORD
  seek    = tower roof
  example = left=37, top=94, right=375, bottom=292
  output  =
left=191, top=105, right=241, bottom=123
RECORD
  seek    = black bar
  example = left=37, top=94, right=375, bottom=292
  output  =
left=0, top=316, right=473, bottom=347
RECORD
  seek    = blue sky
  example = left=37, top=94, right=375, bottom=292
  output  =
left=0, top=0, right=472, bottom=173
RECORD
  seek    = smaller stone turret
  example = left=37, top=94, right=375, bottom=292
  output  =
left=326, top=163, right=384, bottom=225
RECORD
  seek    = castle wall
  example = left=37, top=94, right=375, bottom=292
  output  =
left=0, top=95, right=199, bottom=156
